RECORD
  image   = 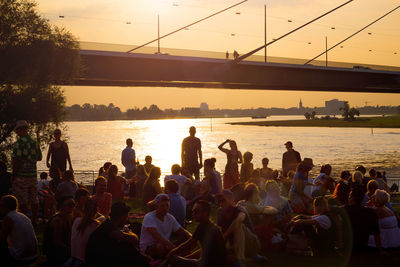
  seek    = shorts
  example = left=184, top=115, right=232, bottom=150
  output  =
left=183, top=162, right=200, bottom=177
left=12, top=176, right=39, bottom=207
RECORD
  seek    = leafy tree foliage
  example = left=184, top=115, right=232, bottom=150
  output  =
left=340, top=101, right=360, bottom=121
left=0, top=0, right=80, bottom=161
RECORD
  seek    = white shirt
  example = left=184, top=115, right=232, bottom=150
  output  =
left=71, top=218, right=99, bottom=262
left=164, top=174, right=188, bottom=194
left=139, top=211, right=181, bottom=253
left=311, top=214, right=332, bottom=230
left=7, top=210, right=38, bottom=261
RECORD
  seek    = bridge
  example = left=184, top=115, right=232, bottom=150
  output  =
left=74, top=48, right=400, bottom=93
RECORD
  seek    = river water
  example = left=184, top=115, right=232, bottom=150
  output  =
left=37, top=116, right=400, bottom=185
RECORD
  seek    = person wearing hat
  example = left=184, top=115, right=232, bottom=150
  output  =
left=282, top=141, right=301, bottom=177
left=11, top=120, right=42, bottom=224
left=140, top=194, right=191, bottom=260
left=86, top=201, right=148, bottom=266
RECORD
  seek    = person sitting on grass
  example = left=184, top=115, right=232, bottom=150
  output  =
left=167, top=200, right=227, bottom=267
left=68, top=199, right=100, bottom=266
left=56, top=170, right=79, bottom=199
left=164, top=164, right=190, bottom=195
left=43, top=196, right=75, bottom=266
left=86, top=202, right=149, bottom=266
left=107, top=165, right=127, bottom=201
left=143, top=155, right=155, bottom=176
left=311, top=175, right=330, bottom=198
left=289, top=196, right=336, bottom=255
left=0, top=195, right=38, bottom=265
left=203, top=158, right=221, bottom=195
left=260, top=157, right=273, bottom=180
left=130, top=164, right=147, bottom=198
left=92, top=177, right=112, bottom=217
left=345, top=187, right=383, bottom=252
left=368, top=189, right=400, bottom=249
left=73, top=188, right=90, bottom=220
left=142, top=167, right=162, bottom=205
left=140, top=194, right=191, bottom=260
left=330, top=170, right=351, bottom=205
left=164, top=179, right=186, bottom=227
left=262, top=180, right=293, bottom=224
left=216, top=189, right=265, bottom=267
left=240, top=151, right=254, bottom=184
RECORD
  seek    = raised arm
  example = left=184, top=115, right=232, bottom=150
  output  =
left=218, top=139, right=230, bottom=154
left=64, top=142, right=73, bottom=171
left=46, top=144, right=52, bottom=168
left=198, top=140, right=203, bottom=168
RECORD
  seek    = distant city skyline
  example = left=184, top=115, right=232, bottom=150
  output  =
left=64, top=86, right=400, bottom=111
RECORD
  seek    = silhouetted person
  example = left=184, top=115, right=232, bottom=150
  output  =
left=12, top=120, right=42, bottom=224
left=0, top=195, right=38, bottom=265
left=282, top=141, right=301, bottom=177
left=121, top=138, right=136, bottom=178
left=218, top=139, right=242, bottom=189
left=181, top=126, right=202, bottom=180
left=0, top=161, right=12, bottom=198
left=226, top=50, right=229, bottom=59
left=167, top=200, right=227, bottom=267
left=143, top=155, right=154, bottom=176
left=46, top=128, right=73, bottom=173
left=233, top=50, right=239, bottom=59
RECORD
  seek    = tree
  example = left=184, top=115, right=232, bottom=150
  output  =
left=340, top=101, right=360, bottom=121
left=0, top=0, right=80, bottom=160
left=310, top=111, right=316, bottom=120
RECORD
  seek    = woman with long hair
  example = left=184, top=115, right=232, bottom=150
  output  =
left=70, top=199, right=101, bottom=266
left=107, top=165, right=127, bottom=201
left=289, top=162, right=313, bottom=213
left=218, top=139, right=242, bottom=189
left=142, top=167, right=162, bottom=204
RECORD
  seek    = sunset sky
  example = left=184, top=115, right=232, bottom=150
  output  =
left=36, top=0, right=400, bottom=110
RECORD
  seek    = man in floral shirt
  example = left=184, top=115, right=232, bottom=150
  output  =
left=12, top=120, right=42, bottom=224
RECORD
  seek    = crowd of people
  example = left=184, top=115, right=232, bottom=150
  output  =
left=1, top=120, right=400, bottom=266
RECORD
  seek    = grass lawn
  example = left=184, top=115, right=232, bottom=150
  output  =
left=230, top=115, right=400, bottom=128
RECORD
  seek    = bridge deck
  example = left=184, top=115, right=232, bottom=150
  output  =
left=73, top=50, right=400, bottom=93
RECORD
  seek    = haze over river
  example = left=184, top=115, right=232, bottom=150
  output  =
left=37, top=116, right=400, bottom=185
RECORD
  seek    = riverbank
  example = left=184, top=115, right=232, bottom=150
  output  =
left=230, top=115, right=400, bottom=128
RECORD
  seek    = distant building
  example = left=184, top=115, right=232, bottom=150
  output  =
left=299, top=99, right=303, bottom=109
left=325, top=99, right=346, bottom=114
left=200, top=102, right=209, bottom=111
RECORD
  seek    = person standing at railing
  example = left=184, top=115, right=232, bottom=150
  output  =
left=46, top=129, right=73, bottom=173
left=121, top=138, right=136, bottom=179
